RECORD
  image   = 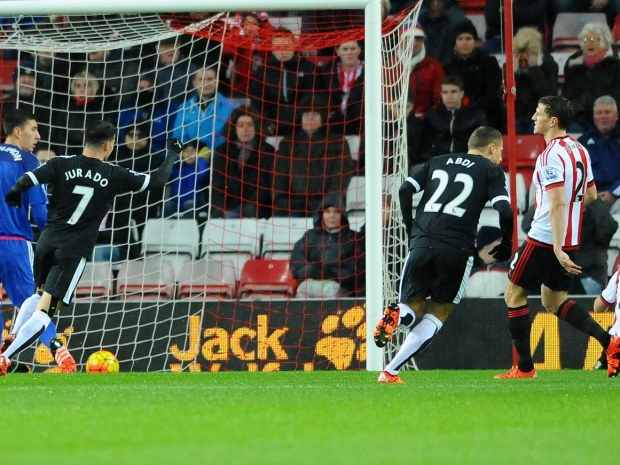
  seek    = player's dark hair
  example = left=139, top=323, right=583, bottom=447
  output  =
left=84, top=120, right=116, bottom=147
left=441, top=74, right=464, bottom=90
left=538, top=95, right=574, bottom=130
left=3, top=108, right=36, bottom=136
left=468, top=126, right=502, bottom=150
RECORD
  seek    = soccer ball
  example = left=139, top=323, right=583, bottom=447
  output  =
left=86, top=350, right=120, bottom=373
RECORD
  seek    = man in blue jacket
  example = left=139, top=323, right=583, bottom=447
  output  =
left=578, top=95, right=620, bottom=213
left=172, top=66, right=238, bottom=153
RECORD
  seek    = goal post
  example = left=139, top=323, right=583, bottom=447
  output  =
left=0, top=0, right=419, bottom=372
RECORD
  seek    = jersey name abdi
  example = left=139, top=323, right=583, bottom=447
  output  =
left=446, top=156, right=475, bottom=168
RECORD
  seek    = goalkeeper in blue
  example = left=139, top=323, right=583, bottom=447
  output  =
left=0, top=109, right=76, bottom=373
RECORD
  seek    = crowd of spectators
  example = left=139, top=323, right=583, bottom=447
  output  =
left=4, top=3, right=620, bottom=298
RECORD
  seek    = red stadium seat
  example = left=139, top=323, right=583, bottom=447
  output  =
left=237, top=259, right=296, bottom=299
left=456, top=0, right=485, bottom=14
left=613, top=14, right=620, bottom=46
left=502, top=135, right=546, bottom=168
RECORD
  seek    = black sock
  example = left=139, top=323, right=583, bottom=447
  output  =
left=508, top=305, right=534, bottom=372
left=557, top=300, right=611, bottom=350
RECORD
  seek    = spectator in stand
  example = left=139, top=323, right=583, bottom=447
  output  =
left=80, top=48, right=140, bottom=103
left=118, top=73, right=175, bottom=155
left=290, top=194, right=358, bottom=297
left=553, top=0, right=620, bottom=29
left=571, top=199, right=618, bottom=294
left=464, top=226, right=510, bottom=297
left=24, top=50, right=70, bottom=98
left=50, top=70, right=116, bottom=155
left=164, top=139, right=210, bottom=220
left=484, top=0, right=549, bottom=54
left=512, top=27, right=559, bottom=134
left=172, top=66, right=239, bottom=155
left=420, top=75, right=487, bottom=159
left=407, top=23, right=444, bottom=117
left=211, top=106, right=275, bottom=219
left=249, top=27, right=316, bottom=136
left=144, top=37, right=197, bottom=108
left=318, top=40, right=365, bottom=137
left=418, top=0, right=460, bottom=66
left=110, top=121, right=165, bottom=258
left=444, top=19, right=506, bottom=132
left=561, top=22, right=620, bottom=133
left=221, top=11, right=273, bottom=98
left=2, top=61, right=52, bottom=147
left=272, top=93, right=356, bottom=217
left=578, top=95, right=620, bottom=213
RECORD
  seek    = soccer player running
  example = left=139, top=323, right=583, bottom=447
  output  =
left=495, top=95, right=620, bottom=379
left=0, top=108, right=77, bottom=373
left=0, top=120, right=182, bottom=375
left=374, top=126, right=514, bottom=384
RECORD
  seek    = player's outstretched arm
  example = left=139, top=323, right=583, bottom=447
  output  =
left=148, top=138, right=182, bottom=189
left=5, top=173, right=36, bottom=208
left=399, top=179, right=417, bottom=237
left=489, top=199, right=514, bottom=261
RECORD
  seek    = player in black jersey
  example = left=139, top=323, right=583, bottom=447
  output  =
left=374, top=126, right=514, bottom=383
left=0, top=120, right=182, bottom=375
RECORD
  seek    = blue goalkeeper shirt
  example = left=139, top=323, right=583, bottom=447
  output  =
left=0, top=143, right=47, bottom=240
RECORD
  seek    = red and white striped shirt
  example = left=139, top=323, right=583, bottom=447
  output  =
left=527, top=135, right=594, bottom=249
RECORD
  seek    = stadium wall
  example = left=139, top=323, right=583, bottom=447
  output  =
left=7, top=298, right=613, bottom=372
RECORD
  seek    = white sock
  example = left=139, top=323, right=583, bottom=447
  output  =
left=11, top=294, right=41, bottom=335
left=385, top=314, right=443, bottom=375
left=3, top=310, right=51, bottom=362
left=397, top=303, right=416, bottom=328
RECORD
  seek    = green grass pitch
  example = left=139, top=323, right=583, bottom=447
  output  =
left=2, top=370, right=618, bottom=465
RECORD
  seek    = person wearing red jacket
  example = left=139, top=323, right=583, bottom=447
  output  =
left=407, top=23, right=444, bottom=118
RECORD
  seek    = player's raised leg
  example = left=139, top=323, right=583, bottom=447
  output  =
left=378, top=303, right=448, bottom=384
left=373, top=302, right=417, bottom=348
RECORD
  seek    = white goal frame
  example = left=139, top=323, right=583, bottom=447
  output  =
left=0, top=0, right=386, bottom=371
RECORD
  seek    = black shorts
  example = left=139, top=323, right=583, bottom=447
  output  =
left=508, top=240, right=574, bottom=293
left=34, top=236, right=87, bottom=305
left=399, top=246, right=473, bottom=304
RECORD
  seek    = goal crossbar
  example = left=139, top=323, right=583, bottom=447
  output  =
left=0, top=0, right=372, bottom=15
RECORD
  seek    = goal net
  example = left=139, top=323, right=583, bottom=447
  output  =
left=0, top=3, right=419, bottom=372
